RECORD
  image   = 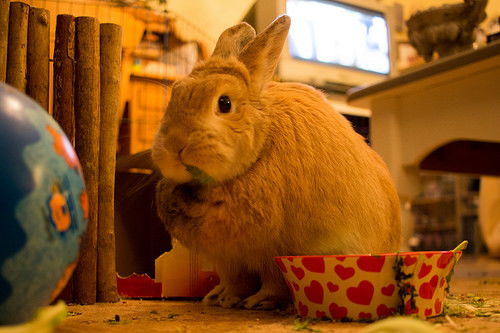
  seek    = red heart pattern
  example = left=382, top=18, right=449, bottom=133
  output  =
left=315, top=311, right=326, bottom=319
left=357, top=256, right=385, bottom=272
left=302, top=257, right=325, bottom=273
left=404, top=255, right=417, bottom=266
left=347, top=280, right=374, bottom=305
left=377, top=304, right=396, bottom=318
left=405, top=300, right=419, bottom=315
left=435, top=298, right=442, bottom=314
left=418, top=263, right=432, bottom=279
left=304, top=280, right=324, bottom=304
left=334, top=264, right=355, bottom=280
left=419, top=275, right=439, bottom=299
left=359, top=312, right=372, bottom=320
left=381, top=284, right=395, bottom=296
left=278, top=251, right=459, bottom=321
left=437, top=253, right=453, bottom=269
left=329, top=302, right=348, bottom=319
left=291, top=266, right=305, bottom=280
left=285, top=281, right=296, bottom=301
left=298, top=301, right=308, bottom=317
left=327, top=282, right=339, bottom=292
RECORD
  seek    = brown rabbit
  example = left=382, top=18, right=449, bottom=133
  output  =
left=152, top=15, right=401, bottom=310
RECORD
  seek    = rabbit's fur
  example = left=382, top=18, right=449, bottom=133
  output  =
left=152, top=16, right=401, bottom=310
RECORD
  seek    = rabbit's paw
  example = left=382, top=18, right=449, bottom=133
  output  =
left=202, top=284, right=242, bottom=308
left=239, top=289, right=288, bottom=310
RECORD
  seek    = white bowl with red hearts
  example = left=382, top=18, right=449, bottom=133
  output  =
left=274, top=250, right=462, bottom=321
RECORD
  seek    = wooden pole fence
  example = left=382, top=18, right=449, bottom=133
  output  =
left=3, top=2, right=123, bottom=306
left=53, top=14, right=76, bottom=145
left=27, top=7, right=50, bottom=111
left=73, top=16, right=101, bottom=305
left=6, top=1, right=29, bottom=91
left=0, top=0, right=9, bottom=82
left=97, top=23, right=122, bottom=303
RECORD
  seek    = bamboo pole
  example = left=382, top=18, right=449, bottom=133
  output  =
left=73, top=16, right=100, bottom=305
left=97, top=23, right=121, bottom=303
left=0, top=0, right=9, bottom=82
left=53, top=14, right=75, bottom=145
left=6, top=1, right=29, bottom=91
left=27, top=7, right=50, bottom=111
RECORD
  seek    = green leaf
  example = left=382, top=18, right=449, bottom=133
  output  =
left=184, top=164, right=216, bottom=185
left=293, top=318, right=320, bottom=332
left=0, top=301, right=67, bottom=333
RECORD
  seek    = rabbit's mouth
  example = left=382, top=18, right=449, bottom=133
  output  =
left=181, top=143, right=230, bottom=166
left=177, top=146, right=186, bottom=162
left=179, top=143, right=240, bottom=182
left=151, top=144, right=193, bottom=184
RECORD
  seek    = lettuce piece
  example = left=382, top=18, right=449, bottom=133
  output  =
left=184, top=164, right=216, bottom=185
left=0, top=301, right=67, bottom=333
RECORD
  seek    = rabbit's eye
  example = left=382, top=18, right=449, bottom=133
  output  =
left=218, top=96, right=231, bottom=113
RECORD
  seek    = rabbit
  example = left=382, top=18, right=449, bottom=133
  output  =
left=152, top=15, right=401, bottom=310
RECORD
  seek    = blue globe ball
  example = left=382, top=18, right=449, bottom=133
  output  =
left=0, top=83, right=88, bottom=325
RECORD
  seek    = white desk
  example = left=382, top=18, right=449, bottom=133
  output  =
left=347, top=41, right=500, bottom=248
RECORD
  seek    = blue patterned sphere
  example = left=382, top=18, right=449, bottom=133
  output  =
left=0, top=83, right=88, bottom=325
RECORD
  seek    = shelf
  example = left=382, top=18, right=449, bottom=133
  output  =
left=130, top=72, right=180, bottom=85
left=347, top=40, right=500, bottom=108
left=412, top=195, right=455, bottom=206
left=414, top=224, right=456, bottom=233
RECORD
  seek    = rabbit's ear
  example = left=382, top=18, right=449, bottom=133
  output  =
left=212, top=22, right=256, bottom=58
left=238, top=15, right=290, bottom=94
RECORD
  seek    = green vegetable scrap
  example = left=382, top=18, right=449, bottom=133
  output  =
left=0, top=301, right=67, bottom=333
left=292, top=318, right=321, bottom=332
left=479, top=279, right=500, bottom=285
left=184, top=164, right=216, bottom=185
left=446, top=240, right=468, bottom=293
left=467, top=296, right=486, bottom=308
left=444, top=302, right=476, bottom=317
left=444, top=293, right=496, bottom=319
left=67, top=311, right=82, bottom=317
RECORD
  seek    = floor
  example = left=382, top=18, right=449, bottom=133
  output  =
left=55, top=257, right=500, bottom=333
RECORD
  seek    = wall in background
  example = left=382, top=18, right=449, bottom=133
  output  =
left=166, top=0, right=256, bottom=51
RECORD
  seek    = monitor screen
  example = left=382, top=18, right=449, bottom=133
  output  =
left=286, top=0, right=390, bottom=75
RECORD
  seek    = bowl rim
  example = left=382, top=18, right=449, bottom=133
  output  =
left=274, top=250, right=461, bottom=260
